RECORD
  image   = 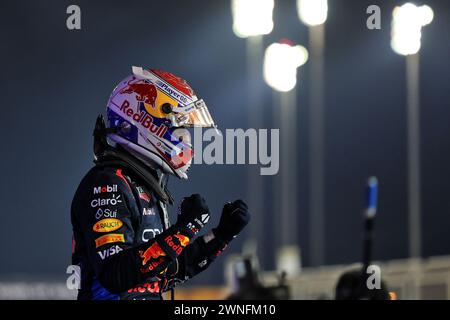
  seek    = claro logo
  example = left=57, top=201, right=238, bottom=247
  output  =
left=93, top=218, right=123, bottom=233
left=91, top=194, right=122, bottom=208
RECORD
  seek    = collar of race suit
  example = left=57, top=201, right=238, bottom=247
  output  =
left=94, top=145, right=174, bottom=206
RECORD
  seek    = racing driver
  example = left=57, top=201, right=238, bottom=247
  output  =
left=71, top=66, right=251, bottom=300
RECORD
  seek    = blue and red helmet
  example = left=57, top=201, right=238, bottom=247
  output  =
left=106, top=66, right=216, bottom=179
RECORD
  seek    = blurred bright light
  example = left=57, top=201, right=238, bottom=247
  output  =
left=391, top=3, right=434, bottom=56
left=297, top=0, right=328, bottom=26
left=263, top=42, right=309, bottom=92
left=420, top=5, right=434, bottom=25
left=231, top=0, right=274, bottom=38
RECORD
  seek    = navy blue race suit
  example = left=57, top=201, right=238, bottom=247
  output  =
left=71, top=159, right=228, bottom=300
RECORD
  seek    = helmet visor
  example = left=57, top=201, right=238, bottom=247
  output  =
left=172, top=99, right=216, bottom=128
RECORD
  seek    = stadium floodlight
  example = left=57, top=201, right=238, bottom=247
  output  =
left=391, top=3, right=434, bottom=56
left=297, top=0, right=328, bottom=26
left=231, top=0, right=274, bottom=38
left=263, top=42, right=308, bottom=92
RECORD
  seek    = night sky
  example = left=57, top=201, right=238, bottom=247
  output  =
left=0, top=0, right=449, bottom=286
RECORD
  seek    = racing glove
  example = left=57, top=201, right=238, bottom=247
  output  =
left=213, top=199, right=250, bottom=243
left=175, top=194, right=210, bottom=238
left=162, top=199, right=249, bottom=291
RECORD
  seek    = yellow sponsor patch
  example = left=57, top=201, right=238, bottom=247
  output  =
left=93, top=218, right=123, bottom=233
left=95, top=234, right=125, bottom=248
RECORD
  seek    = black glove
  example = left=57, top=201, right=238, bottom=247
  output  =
left=214, top=199, right=251, bottom=243
left=176, top=194, right=210, bottom=237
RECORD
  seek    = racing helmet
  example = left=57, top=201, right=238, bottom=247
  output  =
left=106, top=66, right=216, bottom=179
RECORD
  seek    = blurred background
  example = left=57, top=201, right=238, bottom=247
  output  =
left=0, top=0, right=449, bottom=299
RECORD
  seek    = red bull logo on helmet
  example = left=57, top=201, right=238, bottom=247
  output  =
left=119, top=100, right=168, bottom=138
left=120, top=79, right=157, bottom=108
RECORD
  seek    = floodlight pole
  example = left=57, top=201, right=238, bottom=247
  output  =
left=308, top=24, right=326, bottom=267
left=280, top=88, right=298, bottom=247
left=245, top=35, right=264, bottom=266
left=274, top=87, right=301, bottom=276
left=406, top=53, right=422, bottom=300
left=273, top=90, right=298, bottom=247
left=406, top=52, right=421, bottom=260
